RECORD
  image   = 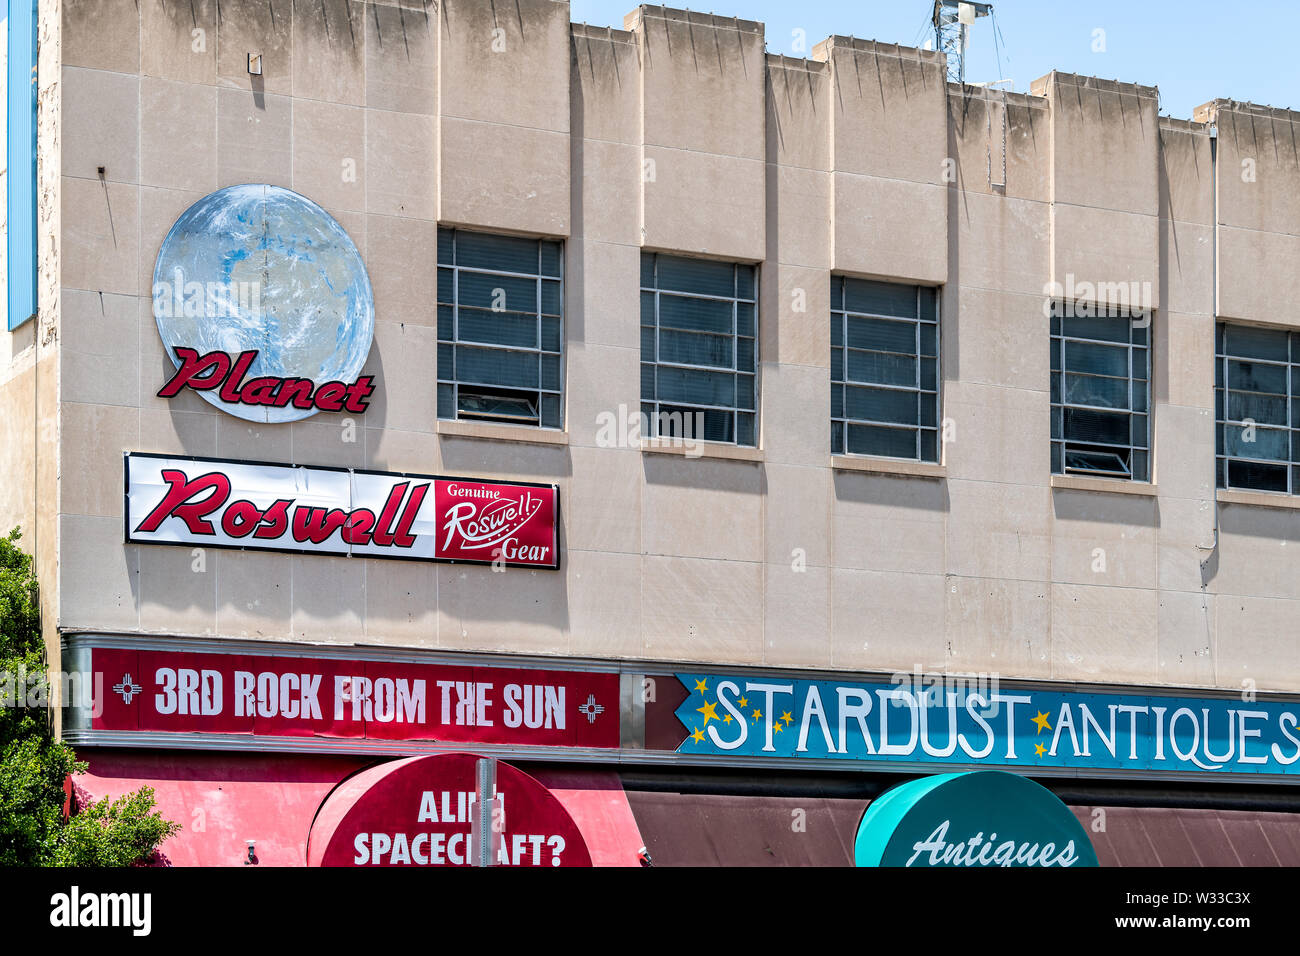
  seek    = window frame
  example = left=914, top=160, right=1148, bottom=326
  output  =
left=1049, top=304, right=1151, bottom=483
left=639, top=251, right=759, bottom=448
left=1215, top=320, right=1299, bottom=496
left=830, top=276, right=942, bottom=464
left=435, top=227, right=564, bottom=431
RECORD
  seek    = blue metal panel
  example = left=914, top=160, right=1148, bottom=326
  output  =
left=7, top=0, right=36, bottom=331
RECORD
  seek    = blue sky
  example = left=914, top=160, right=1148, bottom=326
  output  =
left=570, top=1, right=1299, bottom=120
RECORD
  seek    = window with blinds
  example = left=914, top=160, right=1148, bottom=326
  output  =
left=1050, top=306, right=1150, bottom=481
left=1216, top=322, right=1299, bottom=494
left=640, top=252, right=758, bottom=446
left=436, top=228, right=563, bottom=429
left=830, top=277, right=940, bottom=462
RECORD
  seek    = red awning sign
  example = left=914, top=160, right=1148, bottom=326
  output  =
left=308, top=753, right=592, bottom=866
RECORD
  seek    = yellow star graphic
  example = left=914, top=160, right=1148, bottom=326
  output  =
left=773, top=720, right=783, bottom=733
left=1034, top=742, right=1046, bottom=758
left=723, top=713, right=733, bottom=725
left=752, top=708, right=762, bottom=721
left=1032, top=710, right=1052, bottom=734
left=693, top=678, right=709, bottom=694
left=696, top=699, right=719, bottom=726
left=691, top=727, right=705, bottom=744
left=738, top=696, right=748, bottom=708
left=781, top=710, right=794, bottom=726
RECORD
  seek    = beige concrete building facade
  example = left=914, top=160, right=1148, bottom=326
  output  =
left=3, top=0, right=1300, bottom=712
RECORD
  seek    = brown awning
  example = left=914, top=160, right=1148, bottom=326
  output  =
left=1072, top=806, right=1300, bottom=866
left=623, top=787, right=1300, bottom=866
left=623, top=790, right=866, bottom=866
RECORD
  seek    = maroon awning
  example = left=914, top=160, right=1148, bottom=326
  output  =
left=623, top=790, right=865, bottom=866
left=1072, top=805, right=1300, bottom=866
left=624, top=787, right=1300, bottom=867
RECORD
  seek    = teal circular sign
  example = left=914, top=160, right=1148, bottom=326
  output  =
left=855, top=771, right=1099, bottom=868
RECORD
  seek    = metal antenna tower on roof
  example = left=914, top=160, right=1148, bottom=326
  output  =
left=932, top=0, right=992, bottom=84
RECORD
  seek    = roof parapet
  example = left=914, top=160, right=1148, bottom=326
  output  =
left=1030, top=71, right=1158, bottom=101
left=1195, top=98, right=1300, bottom=125
left=812, top=34, right=946, bottom=68
left=624, top=5, right=763, bottom=38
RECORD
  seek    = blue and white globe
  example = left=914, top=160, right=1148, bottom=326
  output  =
left=152, top=184, right=375, bottom=424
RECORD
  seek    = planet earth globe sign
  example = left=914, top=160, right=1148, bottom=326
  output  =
left=152, top=184, right=375, bottom=424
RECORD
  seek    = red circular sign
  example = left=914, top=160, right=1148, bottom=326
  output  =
left=308, top=753, right=591, bottom=867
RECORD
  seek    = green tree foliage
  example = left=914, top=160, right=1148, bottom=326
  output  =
left=0, top=528, right=179, bottom=865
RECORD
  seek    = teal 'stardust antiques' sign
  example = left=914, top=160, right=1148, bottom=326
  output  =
left=673, top=672, right=1300, bottom=780
left=854, top=770, right=1100, bottom=867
